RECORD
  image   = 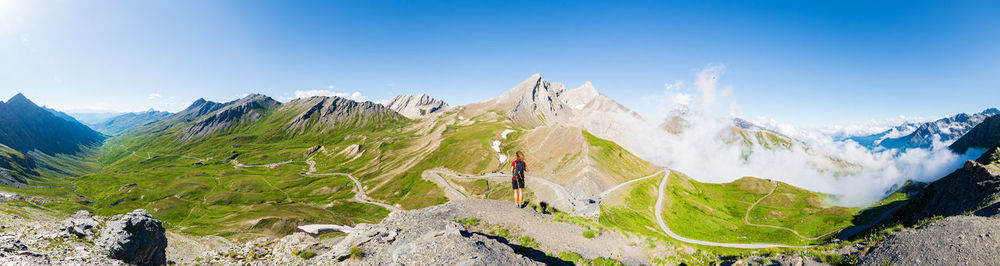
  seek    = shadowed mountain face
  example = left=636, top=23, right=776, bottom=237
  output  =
left=173, top=98, right=227, bottom=123
left=90, top=110, right=172, bottom=136
left=849, top=108, right=999, bottom=150
left=950, top=115, right=1000, bottom=154
left=0, top=93, right=105, bottom=155
left=180, top=94, right=280, bottom=141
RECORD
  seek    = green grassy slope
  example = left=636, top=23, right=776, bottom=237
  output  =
left=601, top=170, right=859, bottom=248
left=582, top=130, right=658, bottom=182
left=662, top=171, right=855, bottom=245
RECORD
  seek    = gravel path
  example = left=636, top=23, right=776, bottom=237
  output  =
left=861, top=215, right=1000, bottom=266
left=426, top=170, right=575, bottom=211
left=597, top=170, right=664, bottom=198
left=449, top=199, right=648, bottom=264
left=303, top=157, right=400, bottom=212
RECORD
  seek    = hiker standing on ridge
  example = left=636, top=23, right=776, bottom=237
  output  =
left=512, top=151, right=527, bottom=208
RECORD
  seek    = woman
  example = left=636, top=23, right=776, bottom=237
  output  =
left=511, top=151, right=527, bottom=208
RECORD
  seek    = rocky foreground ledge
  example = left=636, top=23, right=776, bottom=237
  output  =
left=1, top=209, right=166, bottom=265
left=1, top=198, right=644, bottom=265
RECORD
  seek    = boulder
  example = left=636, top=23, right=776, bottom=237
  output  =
left=61, top=210, right=100, bottom=238
left=96, top=209, right=167, bottom=265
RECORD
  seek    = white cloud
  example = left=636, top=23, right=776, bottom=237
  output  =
left=294, top=89, right=368, bottom=102
left=148, top=93, right=162, bottom=100
left=602, top=64, right=982, bottom=207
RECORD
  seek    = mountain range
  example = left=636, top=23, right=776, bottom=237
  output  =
left=89, top=110, right=172, bottom=136
left=848, top=108, right=1000, bottom=150
left=1, top=75, right=999, bottom=264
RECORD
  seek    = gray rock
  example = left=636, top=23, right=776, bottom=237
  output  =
left=0, top=234, right=27, bottom=252
left=861, top=215, right=1000, bottom=266
left=384, top=94, right=449, bottom=119
left=893, top=160, right=1000, bottom=226
left=62, top=210, right=100, bottom=238
left=96, top=209, right=167, bottom=265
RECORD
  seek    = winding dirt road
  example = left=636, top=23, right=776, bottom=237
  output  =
left=303, top=158, right=401, bottom=212
left=653, top=173, right=814, bottom=249
left=743, top=181, right=839, bottom=241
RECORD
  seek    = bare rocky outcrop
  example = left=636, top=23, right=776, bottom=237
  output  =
left=496, top=74, right=573, bottom=127
left=950, top=113, right=1000, bottom=154
left=312, top=204, right=541, bottom=265
left=61, top=210, right=100, bottom=238
left=861, top=215, right=1000, bottom=266
left=0, top=205, right=166, bottom=265
left=96, top=209, right=168, bottom=266
left=892, top=160, right=1000, bottom=226
left=385, top=94, right=449, bottom=119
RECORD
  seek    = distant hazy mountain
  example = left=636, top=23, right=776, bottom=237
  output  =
left=41, top=106, right=82, bottom=123
left=90, top=110, right=172, bottom=136
left=384, top=94, right=449, bottom=119
left=848, top=108, right=1000, bottom=150
left=68, top=112, right=126, bottom=124
left=0, top=93, right=105, bottom=155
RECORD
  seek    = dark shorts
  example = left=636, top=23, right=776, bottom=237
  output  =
left=511, top=176, right=525, bottom=189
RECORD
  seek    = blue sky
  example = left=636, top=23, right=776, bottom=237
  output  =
left=1, top=0, right=997, bottom=126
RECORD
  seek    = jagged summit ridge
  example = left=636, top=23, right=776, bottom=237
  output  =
left=497, top=74, right=572, bottom=127
left=851, top=107, right=1000, bottom=150
left=180, top=94, right=280, bottom=141
left=284, top=96, right=403, bottom=133
left=173, top=98, right=226, bottom=122
left=385, top=93, right=449, bottom=118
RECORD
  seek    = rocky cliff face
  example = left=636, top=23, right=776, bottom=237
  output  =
left=385, top=94, right=449, bottom=119
left=496, top=74, right=573, bottom=127
left=0, top=207, right=168, bottom=266
left=892, top=159, right=1000, bottom=226
left=180, top=94, right=279, bottom=141
left=283, top=96, right=404, bottom=134
left=950, top=114, right=1000, bottom=154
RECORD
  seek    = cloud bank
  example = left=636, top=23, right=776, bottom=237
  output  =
left=616, top=65, right=983, bottom=206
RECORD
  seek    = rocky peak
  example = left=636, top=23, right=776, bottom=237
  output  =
left=173, top=98, right=225, bottom=122
left=983, top=108, right=1000, bottom=116
left=4, top=93, right=36, bottom=108
left=180, top=94, right=279, bottom=140
left=385, top=93, right=449, bottom=119
left=950, top=114, right=1000, bottom=154
left=562, top=82, right=599, bottom=110
left=0, top=93, right=104, bottom=155
left=497, top=74, right=571, bottom=127
left=284, top=96, right=403, bottom=133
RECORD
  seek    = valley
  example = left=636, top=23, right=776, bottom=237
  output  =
left=1, top=74, right=998, bottom=265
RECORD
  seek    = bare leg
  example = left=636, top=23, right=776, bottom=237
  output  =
left=513, top=188, right=519, bottom=205
left=516, top=188, right=523, bottom=206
